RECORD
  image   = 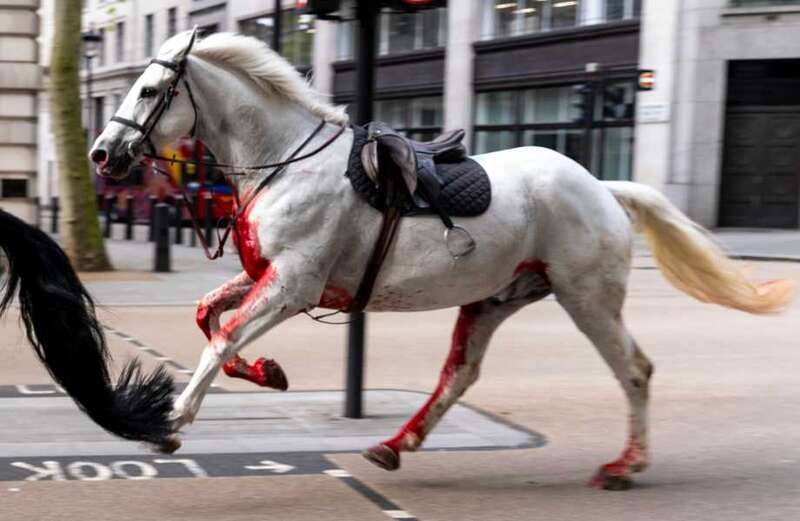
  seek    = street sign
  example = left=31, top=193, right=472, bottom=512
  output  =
left=638, top=70, right=656, bottom=91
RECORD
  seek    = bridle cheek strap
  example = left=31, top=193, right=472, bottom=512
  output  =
left=109, top=57, right=198, bottom=156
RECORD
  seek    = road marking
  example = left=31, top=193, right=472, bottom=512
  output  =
left=244, top=460, right=296, bottom=474
left=102, top=325, right=222, bottom=387
left=323, top=465, right=419, bottom=521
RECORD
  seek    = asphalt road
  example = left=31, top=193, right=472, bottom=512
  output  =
left=0, top=257, right=799, bottom=520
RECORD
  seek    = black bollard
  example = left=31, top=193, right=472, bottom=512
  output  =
left=148, top=195, right=157, bottom=242
left=203, top=193, right=214, bottom=248
left=189, top=192, right=198, bottom=248
left=104, top=194, right=114, bottom=239
left=50, top=196, right=59, bottom=234
left=33, top=197, right=40, bottom=229
left=125, top=194, right=135, bottom=240
left=153, top=203, right=171, bottom=272
left=173, top=195, right=183, bottom=245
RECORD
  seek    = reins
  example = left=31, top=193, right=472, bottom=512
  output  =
left=111, top=51, right=351, bottom=323
left=149, top=120, right=345, bottom=261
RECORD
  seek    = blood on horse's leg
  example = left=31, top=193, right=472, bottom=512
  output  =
left=558, top=287, right=651, bottom=491
left=222, top=355, right=288, bottom=390
left=170, top=263, right=303, bottom=438
left=196, top=272, right=287, bottom=389
left=197, top=271, right=253, bottom=340
left=363, top=299, right=525, bottom=471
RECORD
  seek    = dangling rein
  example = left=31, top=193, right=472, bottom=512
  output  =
left=147, top=120, right=346, bottom=261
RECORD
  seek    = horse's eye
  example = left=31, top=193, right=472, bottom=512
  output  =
left=140, top=87, right=158, bottom=98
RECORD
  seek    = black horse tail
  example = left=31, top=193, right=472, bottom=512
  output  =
left=0, top=209, right=175, bottom=446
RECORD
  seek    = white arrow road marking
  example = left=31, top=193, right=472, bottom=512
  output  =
left=244, top=460, right=295, bottom=474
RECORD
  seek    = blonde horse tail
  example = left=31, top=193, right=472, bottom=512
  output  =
left=604, top=181, right=795, bottom=314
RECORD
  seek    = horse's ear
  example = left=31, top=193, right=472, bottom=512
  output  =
left=177, top=26, right=199, bottom=61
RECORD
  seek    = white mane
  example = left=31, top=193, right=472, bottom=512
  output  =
left=162, top=32, right=349, bottom=125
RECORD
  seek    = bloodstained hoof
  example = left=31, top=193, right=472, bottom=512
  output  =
left=362, top=444, right=400, bottom=471
left=591, top=469, right=634, bottom=491
left=155, top=435, right=182, bottom=455
left=223, top=356, right=289, bottom=391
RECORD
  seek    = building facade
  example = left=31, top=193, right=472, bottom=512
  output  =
left=637, top=0, right=800, bottom=228
left=36, top=0, right=800, bottom=228
left=0, top=0, right=40, bottom=222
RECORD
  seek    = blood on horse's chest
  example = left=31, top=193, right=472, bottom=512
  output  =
left=233, top=204, right=271, bottom=281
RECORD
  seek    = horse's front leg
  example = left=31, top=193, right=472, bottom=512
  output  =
left=196, top=271, right=287, bottom=389
left=166, top=260, right=321, bottom=447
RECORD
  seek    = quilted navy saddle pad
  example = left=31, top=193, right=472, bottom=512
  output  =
left=345, top=124, right=492, bottom=217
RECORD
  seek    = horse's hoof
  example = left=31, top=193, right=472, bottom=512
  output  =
left=362, top=444, right=400, bottom=471
left=255, top=358, right=289, bottom=391
left=590, top=469, right=634, bottom=491
left=155, top=435, right=182, bottom=454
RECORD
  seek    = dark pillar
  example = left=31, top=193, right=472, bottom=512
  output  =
left=173, top=195, right=184, bottom=245
left=272, top=0, right=282, bottom=54
left=125, top=194, right=135, bottom=240
left=50, top=196, right=59, bottom=234
left=103, top=194, right=114, bottom=239
left=345, top=0, right=379, bottom=420
left=148, top=195, right=157, bottom=242
left=153, top=203, right=171, bottom=272
left=204, top=193, right=214, bottom=248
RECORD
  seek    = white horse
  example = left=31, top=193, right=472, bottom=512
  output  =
left=90, top=30, right=794, bottom=490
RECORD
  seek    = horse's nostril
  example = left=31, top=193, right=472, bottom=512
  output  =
left=90, top=148, right=108, bottom=164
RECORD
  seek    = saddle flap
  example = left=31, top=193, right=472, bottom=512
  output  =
left=360, top=140, right=380, bottom=187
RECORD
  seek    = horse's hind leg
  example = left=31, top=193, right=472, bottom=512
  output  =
left=555, top=281, right=653, bottom=491
left=363, top=297, right=528, bottom=471
left=196, top=271, right=287, bottom=390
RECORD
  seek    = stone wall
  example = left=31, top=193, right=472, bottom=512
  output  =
left=0, top=0, right=40, bottom=222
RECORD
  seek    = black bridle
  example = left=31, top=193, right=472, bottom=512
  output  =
left=109, top=55, right=347, bottom=263
left=111, top=58, right=199, bottom=157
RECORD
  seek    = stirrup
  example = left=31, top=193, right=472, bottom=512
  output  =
left=444, top=225, right=476, bottom=260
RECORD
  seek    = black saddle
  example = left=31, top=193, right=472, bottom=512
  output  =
left=347, top=122, right=490, bottom=217
left=343, top=122, right=491, bottom=314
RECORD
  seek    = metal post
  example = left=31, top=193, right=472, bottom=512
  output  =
left=33, top=197, right=40, bottom=229
left=125, top=194, right=134, bottom=240
left=344, top=0, right=379, bottom=420
left=153, top=203, right=171, bottom=272
left=173, top=195, right=184, bottom=245
left=272, top=0, right=282, bottom=54
left=204, top=193, right=214, bottom=248
left=190, top=189, right=198, bottom=248
left=103, top=194, right=114, bottom=239
left=50, top=196, right=59, bottom=234
left=148, top=195, right=157, bottom=242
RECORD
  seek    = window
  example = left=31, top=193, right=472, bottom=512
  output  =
left=604, top=0, right=641, bottom=21
left=115, top=21, right=124, bottom=62
left=144, top=14, right=154, bottom=58
left=481, top=0, right=640, bottom=39
left=239, top=10, right=315, bottom=67
left=337, top=8, right=447, bottom=60
left=380, top=8, right=446, bottom=56
left=168, top=7, right=178, bottom=37
left=730, top=0, right=800, bottom=6
left=0, top=179, right=28, bottom=198
left=93, top=97, right=104, bottom=137
left=481, top=0, right=580, bottom=39
left=374, top=96, right=443, bottom=141
left=97, top=28, right=105, bottom=66
left=473, top=82, right=635, bottom=180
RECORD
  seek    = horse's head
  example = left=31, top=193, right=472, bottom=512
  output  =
left=89, top=28, right=199, bottom=179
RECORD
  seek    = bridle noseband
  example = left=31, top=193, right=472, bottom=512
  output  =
left=110, top=57, right=198, bottom=157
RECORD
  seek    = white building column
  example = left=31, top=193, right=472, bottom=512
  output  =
left=581, top=0, right=605, bottom=25
left=312, top=19, right=337, bottom=99
left=443, top=1, right=480, bottom=152
left=0, top=0, right=41, bottom=222
left=632, top=0, right=681, bottom=204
